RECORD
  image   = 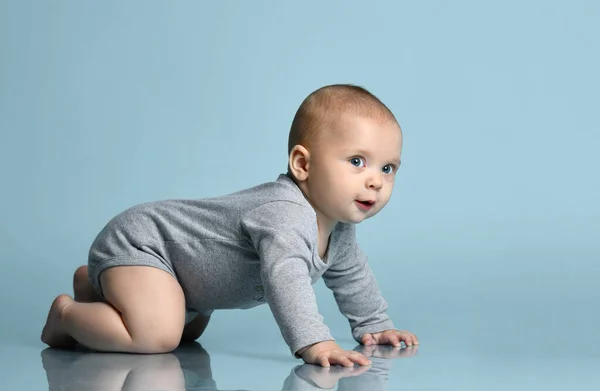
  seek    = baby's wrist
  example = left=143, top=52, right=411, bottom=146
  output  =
left=298, top=340, right=337, bottom=357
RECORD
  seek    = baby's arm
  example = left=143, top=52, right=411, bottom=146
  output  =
left=241, top=202, right=370, bottom=367
left=322, top=225, right=397, bottom=343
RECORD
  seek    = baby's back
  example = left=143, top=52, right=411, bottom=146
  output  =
left=87, top=174, right=315, bottom=315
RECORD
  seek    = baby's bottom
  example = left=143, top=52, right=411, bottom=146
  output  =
left=72, top=265, right=209, bottom=343
left=41, top=265, right=209, bottom=354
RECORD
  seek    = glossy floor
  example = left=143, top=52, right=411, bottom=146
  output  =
left=2, top=333, right=598, bottom=390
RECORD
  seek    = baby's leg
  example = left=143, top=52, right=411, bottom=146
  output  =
left=73, top=265, right=104, bottom=303
left=41, top=265, right=186, bottom=354
left=72, top=264, right=210, bottom=344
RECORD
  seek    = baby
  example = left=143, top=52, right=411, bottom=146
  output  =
left=41, top=84, right=419, bottom=367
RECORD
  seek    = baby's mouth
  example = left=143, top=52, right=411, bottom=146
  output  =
left=355, top=200, right=375, bottom=210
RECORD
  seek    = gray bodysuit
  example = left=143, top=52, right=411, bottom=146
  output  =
left=88, top=173, right=396, bottom=356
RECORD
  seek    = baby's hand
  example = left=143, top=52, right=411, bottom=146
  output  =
left=300, top=341, right=372, bottom=367
left=361, top=329, right=419, bottom=348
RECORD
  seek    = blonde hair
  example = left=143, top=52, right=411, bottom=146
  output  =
left=287, top=84, right=398, bottom=155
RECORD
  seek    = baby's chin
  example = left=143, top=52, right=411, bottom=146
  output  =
left=339, top=212, right=375, bottom=225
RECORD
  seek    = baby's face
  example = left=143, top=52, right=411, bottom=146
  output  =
left=306, top=115, right=402, bottom=226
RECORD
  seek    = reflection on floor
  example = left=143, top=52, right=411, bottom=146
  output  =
left=41, top=342, right=417, bottom=391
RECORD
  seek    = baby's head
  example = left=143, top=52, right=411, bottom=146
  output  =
left=287, top=84, right=402, bottom=228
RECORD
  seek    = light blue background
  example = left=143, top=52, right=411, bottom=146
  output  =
left=1, top=1, right=598, bottom=389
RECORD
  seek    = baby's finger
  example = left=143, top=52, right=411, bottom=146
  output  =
left=408, top=332, right=420, bottom=345
left=361, top=333, right=375, bottom=345
left=387, top=334, right=402, bottom=347
left=398, top=333, right=415, bottom=347
left=375, top=332, right=399, bottom=347
left=411, top=335, right=419, bottom=346
left=330, top=353, right=355, bottom=368
left=347, top=351, right=371, bottom=366
left=319, top=356, right=332, bottom=368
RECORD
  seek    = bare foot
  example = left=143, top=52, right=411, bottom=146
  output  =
left=41, top=294, right=77, bottom=349
left=73, top=265, right=104, bottom=303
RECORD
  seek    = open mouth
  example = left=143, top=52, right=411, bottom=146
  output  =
left=355, top=200, right=375, bottom=210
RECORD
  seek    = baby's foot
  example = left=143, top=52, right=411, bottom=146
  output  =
left=41, top=294, right=77, bottom=349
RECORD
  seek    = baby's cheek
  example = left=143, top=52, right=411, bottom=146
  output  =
left=378, top=197, right=391, bottom=210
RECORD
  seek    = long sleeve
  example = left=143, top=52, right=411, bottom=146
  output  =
left=322, top=224, right=396, bottom=343
left=240, top=201, right=334, bottom=357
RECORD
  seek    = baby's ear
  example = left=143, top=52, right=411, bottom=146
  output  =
left=289, top=145, right=310, bottom=181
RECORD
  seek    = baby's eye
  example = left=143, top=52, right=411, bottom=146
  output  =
left=382, top=165, right=394, bottom=174
left=349, top=157, right=366, bottom=167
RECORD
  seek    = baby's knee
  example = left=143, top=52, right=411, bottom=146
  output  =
left=132, top=331, right=181, bottom=354
left=151, top=334, right=181, bottom=353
